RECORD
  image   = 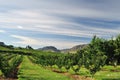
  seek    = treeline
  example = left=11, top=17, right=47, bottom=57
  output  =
left=88, top=35, right=120, bottom=66
left=0, top=50, right=32, bottom=55
left=30, top=34, right=120, bottom=77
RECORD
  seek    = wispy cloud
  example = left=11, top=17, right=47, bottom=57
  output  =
left=11, top=35, right=40, bottom=45
left=10, top=35, right=85, bottom=49
left=13, top=23, right=120, bottom=38
left=17, top=25, right=23, bottom=29
left=0, top=30, right=6, bottom=33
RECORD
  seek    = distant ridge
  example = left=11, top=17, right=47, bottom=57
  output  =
left=61, top=44, right=88, bottom=53
left=37, top=44, right=88, bottom=53
left=37, top=46, right=60, bottom=52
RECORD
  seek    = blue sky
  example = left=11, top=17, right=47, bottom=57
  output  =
left=0, top=0, right=120, bottom=49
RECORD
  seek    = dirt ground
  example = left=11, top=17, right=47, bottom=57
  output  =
left=52, top=69, right=93, bottom=80
left=63, top=72, right=93, bottom=80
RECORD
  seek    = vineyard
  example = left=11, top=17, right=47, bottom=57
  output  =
left=0, top=35, right=120, bottom=80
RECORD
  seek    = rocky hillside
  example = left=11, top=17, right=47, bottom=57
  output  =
left=61, top=44, right=88, bottom=53
left=38, top=44, right=88, bottom=53
left=0, top=42, right=5, bottom=46
left=38, top=46, right=60, bottom=52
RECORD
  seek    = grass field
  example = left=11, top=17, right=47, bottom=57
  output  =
left=50, top=65, right=120, bottom=80
left=18, top=56, right=72, bottom=80
left=94, top=66, right=120, bottom=80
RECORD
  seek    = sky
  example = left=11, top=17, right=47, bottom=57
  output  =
left=0, top=0, right=120, bottom=49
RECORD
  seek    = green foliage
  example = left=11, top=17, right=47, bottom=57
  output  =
left=115, top=35, right=120, bottom=65
left=84, top=36, right=107, bottom=77
left=26, top=45, right=33, bottom=50
left=100, top=35, right=120, bottom=66
left=55, top=55, right=64, bottom=71
left=0, top=53, right=23, bottom=78
left=70, top=52, right=84, bottom=74
left=62, top=54, right=73, bottom=72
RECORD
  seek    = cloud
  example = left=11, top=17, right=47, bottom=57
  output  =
left=11, top=35, right=40, bottom=45
left=2, top=19, right=120, bottom=39
left=17, top=26, right=23, bottom=29
left=1, top=0, right=120, bottom=21
left=10, top=35, right=86, bottom=49
left=11, top=10, right=40, bottom=18
left=16, top=23, right=120, bottom=38
left=0, top=30, right=6, bottom=33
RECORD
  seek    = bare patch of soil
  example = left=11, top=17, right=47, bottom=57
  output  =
left=71, top=74, right=93, bottom=80
left=0, top=76, right=17, bottom=80
left=52, top=69, right=93, bottom=80
left=52, top=69, right=66, bottom=73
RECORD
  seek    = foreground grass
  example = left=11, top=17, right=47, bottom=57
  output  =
left=18, top=56, right=72, bottom=80
left=77, top=66, right=120, bottom=80
left=95, top=71, right=120, bottom=80
left=51, top=65, right=120, bottom=80
left=94, top=66, right=120, bottom=80
left=0, top=70, right=2, bottom=75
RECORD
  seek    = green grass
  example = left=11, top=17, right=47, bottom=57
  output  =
left=18, top=56, right=72, bottom=80
left=102, top=65, right=120, bottom=71
left=51, top=65, right=120, bottom=80
left=94, top=66, right=120, bottom=80
left=0, top=70, right=2, bottom=75
left=95, top=70, right=120, bottom=80
left=0, top=46, right=10, bottom=50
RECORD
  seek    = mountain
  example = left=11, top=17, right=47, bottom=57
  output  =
left=0, top=42, right=5, bottom=46
left=38, top=44, right=88, bottom=53
left=38, top=46, right=60, bottom=52
left=61, top=44, right=88, bottom=53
